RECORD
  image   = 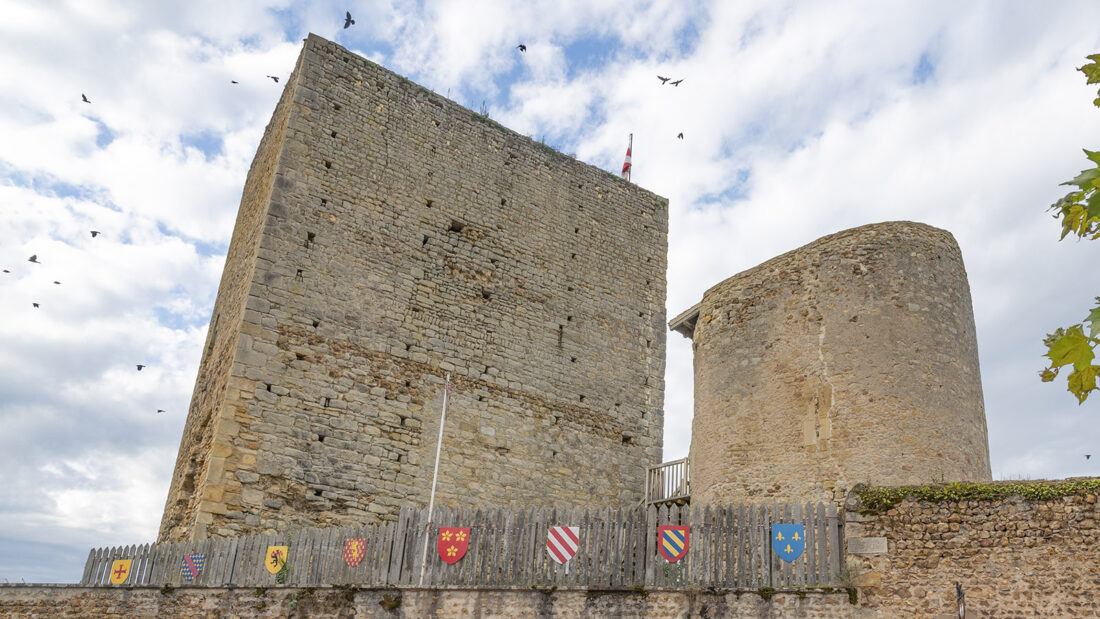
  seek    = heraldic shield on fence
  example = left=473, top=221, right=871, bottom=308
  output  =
left=438, top=527, right=469, bottom=564
left=109, top=559, right=131, bottom=584
left=264, top=545, right=288, bottom=574
left=546, top=526, right=580, bottom=564
left=343, top=538, right=367, bottom=567
left=180, top=552, right=205, bottom=582
left=658, top=525, right=689, bottom=562
left=772, top=524, right=805, bottom=562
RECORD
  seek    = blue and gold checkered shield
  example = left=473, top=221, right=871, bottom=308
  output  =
left=658, top=525, right=689, bottom=562
left=772, top=524, right=805, bottom=562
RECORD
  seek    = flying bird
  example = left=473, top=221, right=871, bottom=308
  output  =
left=157, top=409, right=166, bottom=414
left=28, top=255, right=39, bottom=263
left=344, top=11, right=355, bottom=28
left=657, top=75, right=670, bottom=84
left=90, top=230, right=101, bottom=238
left=231, top=80, right=239, bottom=84
left=136, top=364, right=146, bottom=371
left=81, top=94, right=90, bottom=103
left=517, top=44, right=526, bottom=52
left=670, top=79, right=683, bottom=86
left=2, top=269, right=9, bottom=273
left=267, top=75, right=279, bottom=83
left=677, top=132, right=684, bottom=139
left=53, top=281, right=61, bottom=285
left=32, top=303, right=39, bottom=308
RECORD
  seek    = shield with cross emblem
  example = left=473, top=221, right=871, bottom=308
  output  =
left=109, top=559, right=132, bottom=584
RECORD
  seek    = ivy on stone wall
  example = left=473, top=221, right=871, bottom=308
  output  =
left=857, top=478, right=1100, bottom=514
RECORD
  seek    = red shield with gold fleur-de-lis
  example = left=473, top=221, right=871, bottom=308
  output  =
left=437, top=527, right=469, bottom=564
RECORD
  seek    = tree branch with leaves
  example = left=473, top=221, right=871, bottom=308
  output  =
left=1040, top=54, right=1100, bottom=403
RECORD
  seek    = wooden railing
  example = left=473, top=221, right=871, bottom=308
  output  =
left=646, top=457, right=690, bottom=505
left=82, top=502, right=841, bottom=589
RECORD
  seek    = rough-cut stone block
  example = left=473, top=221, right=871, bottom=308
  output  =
left=847, top=536, right=888, bottom=555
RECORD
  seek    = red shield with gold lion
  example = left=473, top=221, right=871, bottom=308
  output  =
left=343, top=538, right=367, bottom=567
left=437, top=527, right=469, bottom=564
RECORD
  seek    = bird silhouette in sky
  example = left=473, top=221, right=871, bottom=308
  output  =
left=344, top=11, right=355, bottom=28
left=267, top=75, right=279, bottom=83
left=90, top=230, right=101, bottom=238
left=2, top=269, right=9, bottom=273
left=517, top=44, right=526, bottom=52
left=53, top=281, right=61, bottom=285
left=657, top=75, right=670, bottom=84
left=670, top=79, right=683, bottom=86
left=157, top=409, right=166, bottom=414
left=81, top=94, right=90, bottom=103
left=231, top=80, right=239, bottom=84
left=677, top=132, right=684, bottom=139
left=136, top=364, right=146, bottom=371
left=32, top=303, right=39, bottom=308
left=28, top=255, right=39, bottom=264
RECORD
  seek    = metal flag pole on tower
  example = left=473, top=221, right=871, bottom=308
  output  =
left=419, top=372, right=451, bottom=586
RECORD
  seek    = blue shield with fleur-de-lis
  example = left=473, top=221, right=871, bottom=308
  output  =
left=771, top=524, right=805, bottom=562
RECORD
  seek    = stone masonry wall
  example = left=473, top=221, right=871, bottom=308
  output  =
left=0, top=585, right=859, bottom=618
left=845, top=480, right=1100, bottom=617
left=687, top=222, right=990, bottom=507
left=159, top=45, right=307, bottom=541
left=160, top=34, right=668, bottom=541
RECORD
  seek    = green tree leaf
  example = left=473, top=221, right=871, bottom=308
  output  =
left=1045, top=325, right=1094, bottom=369
left=1086, top=298, right=1100, bottom=338
left=1081, top=54, right=1100, bottom=85
left=1042, top=54, right=1100, bottom=405
left=1067, top=365, right=1099, bottom=403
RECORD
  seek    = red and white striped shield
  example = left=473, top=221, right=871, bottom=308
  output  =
left=546, top=526, right=580, bottom=564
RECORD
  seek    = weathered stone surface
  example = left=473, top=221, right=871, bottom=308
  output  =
left=847, top=537, right=888, bottom=555
left=683, top=222, right=991, bottom=506
left=0, top=585, right=860, bottom=618
left=846, top=485, right=1100, bottom=617
left=159, top=34, right=668, bottom=542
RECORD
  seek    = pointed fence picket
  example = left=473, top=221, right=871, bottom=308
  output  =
left=78, top=501, right=843, bottom=589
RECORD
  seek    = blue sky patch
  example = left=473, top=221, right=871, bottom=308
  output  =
left=563, top=35, right=619, bottom=78
left=94, top=120, right=115, bottom=149
left=913, top=51, right=936, bottom=85
left=694, top=167, right=751, bottom=208
left=179, top=130, right=224, bottom=160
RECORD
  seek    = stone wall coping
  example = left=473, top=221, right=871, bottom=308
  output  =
left=0, top=584, right=853, bottom=594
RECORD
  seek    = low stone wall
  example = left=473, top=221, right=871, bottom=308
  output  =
left=0, top=585, right=857, bottom=618
left=844, top=479, right=1100, bottom=617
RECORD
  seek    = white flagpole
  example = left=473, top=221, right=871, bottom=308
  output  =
left=419, top=373, right=451, bottom=586
left=628, top=133, right=632, bottom=181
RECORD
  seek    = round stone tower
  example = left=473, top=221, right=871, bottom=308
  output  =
left=678, top=221, right=991, bottom=505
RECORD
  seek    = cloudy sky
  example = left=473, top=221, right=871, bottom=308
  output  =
left=2, top=0, right=1099, bottom=583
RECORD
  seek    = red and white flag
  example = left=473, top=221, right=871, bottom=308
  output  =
left=546, top=526, right=580, bottom=564
left=621, top=134, right=632, bottom=180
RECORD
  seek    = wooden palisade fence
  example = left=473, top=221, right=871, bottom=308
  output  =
left=82, top=502, right=842, bottom=589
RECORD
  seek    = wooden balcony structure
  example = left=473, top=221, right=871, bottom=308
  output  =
left=645, top=457, right=690, bottom=507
